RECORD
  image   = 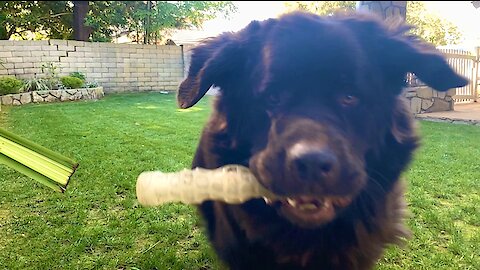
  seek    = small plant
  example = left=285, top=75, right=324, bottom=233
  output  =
left=69, top=71, right=86, bottom=82
left=20, top=77, right=50, bottom=92
left=60, top=76, right=84, bottom=89
left=85, top=81, right=99, bottom=88
left=41, top=62, right=61, bottom=90
left=0, top=76, right=23, bottom=95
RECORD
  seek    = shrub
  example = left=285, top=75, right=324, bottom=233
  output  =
left=69, top=71, right=86, bottom=82
left=21, top=77, right=50, bottom=92
left=0, top=76, right=23, bottom=95
left=61, top=76, right=84, bottom=89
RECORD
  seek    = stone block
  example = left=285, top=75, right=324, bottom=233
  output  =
left=14, top=62, right=34, bottom=69
left=0, top=51, right=12, bottom=57
left=60, top=91, right=70, bottom=101
left=50, top=51, right=67, bottom=57
left=31, top=51, right=49, bottom=57
left=23, top=68, right=41, bottom=74
left=44, top=93, right=57, bottom=102
left=1, top=95, right=13, bottom=105
left=108, top=68, right=122, bottom=73
left=67, top=40, right=86, bottom=47
left=69, top=62, right=86, bottom=68
left=31, top=92, right=43, bottom=103
left=436, top=90, right=447, bottom=99
left=50, top=90, right=62, bottom=98
left=60, top=68, right=77, bottom=74
left=86, top=62, right=102, bottom=68
left=12, top=51, right=31, bottom=57
left=0, top=40, right=15, bottom=46
left=421, top=98, right=434, bottom=111
left=101, top=62, right=116, bottom=68
left=7, top=57, right=23, bottom=63
left=124, top=77, right=137, bottom=82
left=88, top=73, right=102, bottom=78
left=41, top=56, right=60, bottom=63
left=100, top=52, right=116, bottom=58
left=425, top=98, right=453, bottom=113
left=71, top=57, right=87, bottom=64
left=139, top=86, right=152, bottom=91
left=20, top=93, right=32, bottom=104
left=67, top=51, right=85, bottom=58
left=18, top=46, right=42, bottom=53
left=84, top=52, right=101, bottom=58
left=410, top=97, right=422, bottom=114
left=447, top=89, right=456, bottom=97
left=9, top=68, right=24, bottom=75
left=57, top=45, right=75, bottom=52
left=15, top=74, right=31, bottom=80
left=49, top=40, right=68, bottom=46
left=59, top=57, right=78, bottom=63
left=41, top=45, right=58, bottom=51
left=75, top=46, right=92, bottom=52
left=14, top=40, right=48, bottom=46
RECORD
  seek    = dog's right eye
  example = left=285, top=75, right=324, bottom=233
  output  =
left=338, top=94, right=359, bottom=108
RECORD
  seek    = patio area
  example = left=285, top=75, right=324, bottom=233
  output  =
left=416, top=102, right=480, bottom=125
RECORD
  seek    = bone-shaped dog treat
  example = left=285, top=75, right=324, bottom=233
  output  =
left=136, top=165, right=277, bottom=206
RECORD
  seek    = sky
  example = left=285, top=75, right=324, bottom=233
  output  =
left=171, top=1, right=480, bottom=48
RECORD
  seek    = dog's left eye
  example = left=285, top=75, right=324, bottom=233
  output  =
left=338, top=94, right=359, bottom=107
left=266, top=92, right=284, bottom=107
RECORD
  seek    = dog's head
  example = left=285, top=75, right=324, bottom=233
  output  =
left=178, top=12, right=468, bottom=228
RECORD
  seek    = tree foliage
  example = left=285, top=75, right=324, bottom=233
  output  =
left=284, top=1, right=357, bottom=16
left=86, top=1, right=236, bottom=43
left=284, top=1, right=463, bottom=46
left=0, top=1, right=235, bottom=43
left=0, top=1, right=73, bottom=40
left=405, top=1, right=462, bottom=46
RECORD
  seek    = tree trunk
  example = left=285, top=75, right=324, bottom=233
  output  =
left=73, top=1, right=91, bottom=41
left=144, top=1, right=153, bottom=44
left=356, top=1, right=407, bottom=21
left=0, top=26, right=9, bottom=40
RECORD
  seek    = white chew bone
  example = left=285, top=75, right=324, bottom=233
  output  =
left=136, top=165, right=277, bottom=206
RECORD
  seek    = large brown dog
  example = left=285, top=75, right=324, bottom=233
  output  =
left=177, top=12, right=468, bottom=270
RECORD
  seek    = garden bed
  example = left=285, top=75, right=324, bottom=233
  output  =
left=0, top=87, right=104, bottom=106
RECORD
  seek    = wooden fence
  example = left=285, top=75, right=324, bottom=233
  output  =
left=439, top=47, right=479, bottom=103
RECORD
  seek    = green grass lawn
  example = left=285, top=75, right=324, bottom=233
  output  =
left=0, top=92, right=478, bottom=270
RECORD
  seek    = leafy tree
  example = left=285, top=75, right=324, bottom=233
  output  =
left=0, top=1, right=72, bottom=40
left=0, top=1, right=235, bottom=43
left=86, top=1, right=236, bottom=43
left=284, top=1, right=357, bottom=16
left=405, top=1, right=462, bottom=46
left=284, top=1, right=463, bottom=46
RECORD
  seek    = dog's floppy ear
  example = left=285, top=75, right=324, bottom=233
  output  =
left=177, top=20, right=272, bottom=109
left=386, top=33, right=469, bottom=92
left=177, top=34, right=243, bottom=109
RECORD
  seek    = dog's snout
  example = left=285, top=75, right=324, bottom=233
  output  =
left=289, top=143, right=338, bottom=182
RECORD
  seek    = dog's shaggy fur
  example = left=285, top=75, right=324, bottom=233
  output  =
left=177, top=12, right=468, bottom=270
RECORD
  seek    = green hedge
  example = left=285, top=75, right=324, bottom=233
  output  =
left=61, top=76, right=84, bottom=89
left=0, top=76, right=23, bottom=95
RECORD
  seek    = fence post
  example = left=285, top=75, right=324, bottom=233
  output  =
left=475, top=47, right=479, bottom=102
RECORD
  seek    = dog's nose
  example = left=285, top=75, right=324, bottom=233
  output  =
left=292, top=150, right=337, bottom=181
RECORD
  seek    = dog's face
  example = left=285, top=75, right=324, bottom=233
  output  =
left=178, top=12, right=468, bottom=229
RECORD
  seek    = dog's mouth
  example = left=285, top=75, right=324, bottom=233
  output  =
left=264, top=195, right=353, bottom=228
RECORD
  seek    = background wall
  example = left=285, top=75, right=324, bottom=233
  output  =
left=0, top=40, right=186, bottom=93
